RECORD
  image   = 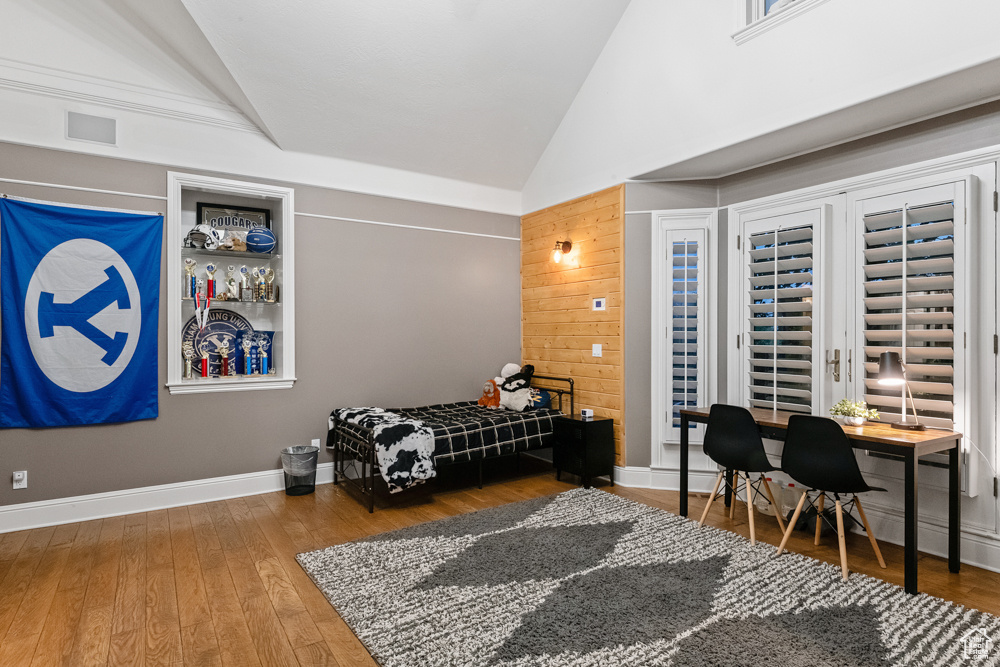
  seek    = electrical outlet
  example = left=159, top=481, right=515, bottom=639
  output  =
left=12, top=471, right=27, bottom=490
left=311, top=438, right=321, bottom=448
left=592, top=344, right=602, bottom=358
left=592, top=297, right=606, bottom=311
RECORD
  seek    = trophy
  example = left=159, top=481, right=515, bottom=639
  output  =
left=199, top=342, right=209, bottom=378
left=264, top=268, right=275, bottom=303
left=219, top=342, right=230, bottom=377
left=240, top=266, right=253, bottom=302
left=183, top=258, right=197, bottom=299
left=255, top=333, right=272, bottom=375
left=182, top=342, right=195, bottom=379
left=205, top=263, right=217, bottom=299
left=256, top=268, right=266, bottom=302
left=226, top=265, right=239, bottom=300
left=241, top=335, right=254, bottom=375
left=250, top=268, right=260, bottom=302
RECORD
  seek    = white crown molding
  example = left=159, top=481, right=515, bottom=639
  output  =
left=0, top=57, right=261, bottom=135
left=0, top=463, right=334, bottom=534
left=732, top=0, right=834, bottom=45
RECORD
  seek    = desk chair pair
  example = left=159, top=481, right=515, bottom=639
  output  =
left=698, top=404, right=886, bottom=581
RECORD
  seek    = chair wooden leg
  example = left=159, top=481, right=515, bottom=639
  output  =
left=699, top=472, right=724, bottom=527
left=775, top=491, right=807, bottom=556
left=814, top=493, right=825, bottom=546
left=743, top=473, right=756, bottom=545
left=761, top=476, right=785, bottom=533
left=854, top=496, right=887, bottom=569
left=835, top=499, right=849, bottom=581
left=729, top=471, right=737, bottom=520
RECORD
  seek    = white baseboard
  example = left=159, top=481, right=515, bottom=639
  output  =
left=859, top=504, right=1000, bottom=576
left=0, top=463, right=335, bottom=533
left=614, top=465, right=718, bottom=493
left=614, top=465, right=1000, bottom=576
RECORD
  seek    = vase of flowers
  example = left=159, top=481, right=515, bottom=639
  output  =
left=829, top=399, right=879, bottom=426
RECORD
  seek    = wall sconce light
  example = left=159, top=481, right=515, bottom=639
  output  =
left=877, top=351, right=926, bottom=431
left=552, top=240, right=572, bottom=263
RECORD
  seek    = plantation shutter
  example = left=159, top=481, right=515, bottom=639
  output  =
left=744, top=212, right=820, bottom=413
left=858, top=184, right=964, bottom=429
left=666, top=228, right=707, bottom=436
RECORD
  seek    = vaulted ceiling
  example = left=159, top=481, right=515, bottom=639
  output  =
left=112, top=0, right=632, bottom=191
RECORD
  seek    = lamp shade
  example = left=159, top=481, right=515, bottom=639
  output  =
left=877, top=351, right=905, bottom=386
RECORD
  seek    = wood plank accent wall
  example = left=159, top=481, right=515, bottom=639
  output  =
left=521, top=185, right=626, bottom=465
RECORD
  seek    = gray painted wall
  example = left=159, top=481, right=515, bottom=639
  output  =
left=718, top=100, right=1000, bottom=205
left=0, top=142, right=521, bottom=505
left=622, top=182, right=717, bottom=468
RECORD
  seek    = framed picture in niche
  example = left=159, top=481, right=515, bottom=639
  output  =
left=197, top=203, right=271, bottom=231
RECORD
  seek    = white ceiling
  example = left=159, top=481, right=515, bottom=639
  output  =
left=161, top=0, right=632, bottom=191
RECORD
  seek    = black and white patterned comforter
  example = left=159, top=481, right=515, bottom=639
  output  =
left=329, top=401, right=562, bottom=491
left=332, top=407, right=436, bottom=493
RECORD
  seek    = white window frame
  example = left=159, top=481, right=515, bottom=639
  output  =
left=733, top=0, right=833, bottom=45
left=650, top=208, right=718, bottom=470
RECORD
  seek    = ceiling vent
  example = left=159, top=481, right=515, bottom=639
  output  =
left=66, top=112, right=117, bottom=146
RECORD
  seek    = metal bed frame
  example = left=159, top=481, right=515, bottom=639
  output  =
left=329, top=375, right=574, bottom=513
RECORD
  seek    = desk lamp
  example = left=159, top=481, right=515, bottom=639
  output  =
left=877, top=351, right=926, bottom=431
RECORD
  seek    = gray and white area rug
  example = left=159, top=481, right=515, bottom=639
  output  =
left=296, top=488, right=1000, bottom=666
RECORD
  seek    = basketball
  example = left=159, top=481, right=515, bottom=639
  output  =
left=246, top=227, right=276, bottom=253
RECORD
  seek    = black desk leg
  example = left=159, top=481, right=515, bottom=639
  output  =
left=680, top=414, right=689, bottom=517
left=904, top=451, right=919, bottom=595
left=949, top=445, right=961, bottom=573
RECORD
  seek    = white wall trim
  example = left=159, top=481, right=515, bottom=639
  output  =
left=614, top=465, right=718, bottom=493
left=0, top=58, right=261, bottom=135
left=296, top=211, right=520, bottom=242
left=0, top=176, right=166, bottom=202
left=0, top=463, right=334, bottom=534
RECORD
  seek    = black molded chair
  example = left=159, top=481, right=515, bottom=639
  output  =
left=775, top=414, right=887, bottom=580
left=699, top=404, right=785, bottom=544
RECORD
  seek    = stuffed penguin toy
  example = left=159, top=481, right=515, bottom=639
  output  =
left=499, top=364, right=535, bottom=411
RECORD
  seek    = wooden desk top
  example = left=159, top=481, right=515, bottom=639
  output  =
left=679, top=406, right=962, bottom=449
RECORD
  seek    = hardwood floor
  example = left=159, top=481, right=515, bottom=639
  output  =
left=0, top=460, right=997, bottom=665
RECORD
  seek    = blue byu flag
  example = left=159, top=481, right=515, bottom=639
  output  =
left=0, top=198, right=162, bottom=427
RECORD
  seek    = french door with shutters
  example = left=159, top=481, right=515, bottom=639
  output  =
left=847, top=170, right=996, bottom=511
left=851, top=181, right=967, bottom=432
left=738, top=201, right=837, bottom=416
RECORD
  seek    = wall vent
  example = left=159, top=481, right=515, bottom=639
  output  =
left=66, top=112, right=117, bottom=146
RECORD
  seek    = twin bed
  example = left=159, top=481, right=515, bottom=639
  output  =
left=327, top=375, right=574, bottom=512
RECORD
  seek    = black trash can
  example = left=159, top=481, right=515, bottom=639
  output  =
left=281, top=445, right=319, bottom=496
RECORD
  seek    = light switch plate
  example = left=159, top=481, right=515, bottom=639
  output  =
left=592, top=344, right=602, bottom=357
left=592, top=298, right=606, bottom=311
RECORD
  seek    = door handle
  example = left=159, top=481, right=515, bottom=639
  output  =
left=847, top=349, right=852, bottom=382
left=826, top=349, right=841, bottom=382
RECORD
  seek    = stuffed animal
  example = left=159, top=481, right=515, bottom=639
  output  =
left=478, top=379, right=501, bottom=409
left=500, top=364, right=535, bottom=411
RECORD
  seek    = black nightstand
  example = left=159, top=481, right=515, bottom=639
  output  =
left=553, top=415, right=615, bottom=488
